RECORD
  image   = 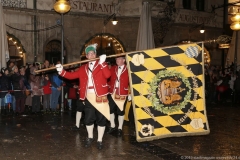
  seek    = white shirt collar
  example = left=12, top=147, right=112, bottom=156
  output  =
left=89, top=61, right=96, bottom=66
left=118, top=65, right=124, bottom=69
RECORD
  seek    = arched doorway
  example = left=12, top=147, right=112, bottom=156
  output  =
left=7, top=32, right=25, bottom=67
left=45, top=40, right=66, bottom=65
left=80, top=33, right=126, bottom=65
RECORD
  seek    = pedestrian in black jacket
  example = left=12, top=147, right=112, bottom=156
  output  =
left=0, top=67, right=11, bottom=115
left=11, top=66, right=27, bottom=115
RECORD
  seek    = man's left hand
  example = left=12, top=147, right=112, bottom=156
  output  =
left=56, top=64, right=63, bottom=74
left=128, top=94, right=132, bottom=101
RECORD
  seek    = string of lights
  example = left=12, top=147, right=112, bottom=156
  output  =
left=5, top=24, right=61, bottom=32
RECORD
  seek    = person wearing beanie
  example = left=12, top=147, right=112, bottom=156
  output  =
left=107, top=56, right=131, bottom=137
left=55, top=43, right=111, bottom=150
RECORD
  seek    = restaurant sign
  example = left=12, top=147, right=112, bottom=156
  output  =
left=70, top=0, right=114, bottom=14
left=175, top=9, right=222, bottom=28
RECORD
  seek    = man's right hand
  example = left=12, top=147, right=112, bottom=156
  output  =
left=55, top=64, right=63, bottom=74
left=99, top=54, right=106, bottom=64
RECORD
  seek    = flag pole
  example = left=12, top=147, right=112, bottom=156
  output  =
left=35, top=36, right=229, bottom=74
left=34, top=52, right=127, bottom=74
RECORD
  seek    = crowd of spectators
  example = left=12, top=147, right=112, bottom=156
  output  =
left=0, top=60, right=79, bottom=116
left=204, top=64, right=240, bottom=105
left=1, top=60, right=239, bottom=117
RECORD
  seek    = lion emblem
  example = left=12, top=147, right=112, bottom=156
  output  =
left=157, top=77, right=185, bottom=105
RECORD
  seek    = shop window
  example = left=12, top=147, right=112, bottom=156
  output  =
left=196, top=0, right=205, bottom=11
left=183, top=0, right=191, bottom=9
left=45, top=40, right=66, bottom=64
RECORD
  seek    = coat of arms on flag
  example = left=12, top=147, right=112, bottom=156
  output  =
left=126, top=42, right=210, bottom=142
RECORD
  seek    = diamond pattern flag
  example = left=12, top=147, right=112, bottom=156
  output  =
left=126, top=42, right=210, bottom=142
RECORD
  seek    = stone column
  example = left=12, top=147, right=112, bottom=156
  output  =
left=27, top=0, right=33, bottom=9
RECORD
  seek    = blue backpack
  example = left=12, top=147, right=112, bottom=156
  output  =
left=5, top=93, right=12, bottom=104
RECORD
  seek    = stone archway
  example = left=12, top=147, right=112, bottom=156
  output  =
left=80, top=33, right=126, bottom=65
left=7, top=32, right=26, bottom=67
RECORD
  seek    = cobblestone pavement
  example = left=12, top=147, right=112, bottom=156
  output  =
left=0, top=103, right=240, bottom=160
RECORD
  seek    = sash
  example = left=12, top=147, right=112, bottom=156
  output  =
left=86, top=93, right=110, bottom=120
left=111, top=91, right=126, bottom=111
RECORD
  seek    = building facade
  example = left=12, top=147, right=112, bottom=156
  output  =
left=2, top=0, right=227, bottom=67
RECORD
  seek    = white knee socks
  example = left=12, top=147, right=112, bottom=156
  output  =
left=97, top=126, right=105, bottom=142
left=110, top=113, right=115, bottom=128
left=86, top=124, right=94, bottom=138
left=76, top=111, right=82, bottom=128
left=118, top=115, right=124, bottom=130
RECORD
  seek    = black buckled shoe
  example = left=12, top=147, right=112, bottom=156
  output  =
left=85, top=138, right=94, bottom=147
left=71, top=126, right=80, bottom=131
left=107, top=127, right=116, bottom=134
left=97, top=141, right=103, bottom=150
left=117, top=129, right=123, bottom=137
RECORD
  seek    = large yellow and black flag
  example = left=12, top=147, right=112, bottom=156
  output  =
left=126, top=42, right=210, bottom=142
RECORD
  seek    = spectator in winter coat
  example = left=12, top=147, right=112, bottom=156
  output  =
left=41, top=60, right=51, bottom=113
left=19, top=66, right=31, bottom=114
left=11, top=66, right=27, bottom=115
left=42, top=74, right=52, bottom=113
left=7, top=61, right=15, bottom=75
left=49, top=71, right=62, bottom=113
left=0, top=67, right=11, bottom=115
left=24, top=63, right=33, bottom=114
left=234, top=73, right=240, bottom=104
left=29, top=66, right=43, bottom=114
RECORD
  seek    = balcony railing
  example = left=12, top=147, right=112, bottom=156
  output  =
left=1, top=0, right=27, bottom=8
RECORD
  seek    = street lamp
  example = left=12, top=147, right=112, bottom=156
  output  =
left=199, top=25, right=205, bottom=33
left=230, top=13, right=240, bottom=74
left=53, top=0, right=71, bottom=112
left=104, top=13, right=118, bottom=26
left=112, top=14, right=118, bottom=25
left=229, top=11, right=240, bottom=105
left=54, top=0, right=71, bottom=13
left=188, top=23, right=205, bottom=41
left=189, top=23, right=205, bottom=34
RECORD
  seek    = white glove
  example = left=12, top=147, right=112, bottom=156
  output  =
left=99, top=54, right=106, bottom=64
left=216, top=80, right=223, bottom=86
left=55, top=64, right=63, bottom=74
left=128, top=94, right=132, bottom=101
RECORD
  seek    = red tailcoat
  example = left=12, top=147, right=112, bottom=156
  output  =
left=60, top=60, right=111, bottom=100
left=109, top=65, right=129, bottom=96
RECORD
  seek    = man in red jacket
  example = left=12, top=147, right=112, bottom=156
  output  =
left=107, top=56, right=131, bottom=137
left=56, top=43, right=111, bottom=150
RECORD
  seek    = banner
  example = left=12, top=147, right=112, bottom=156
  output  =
left=126, top=42, right=210, bottom=142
